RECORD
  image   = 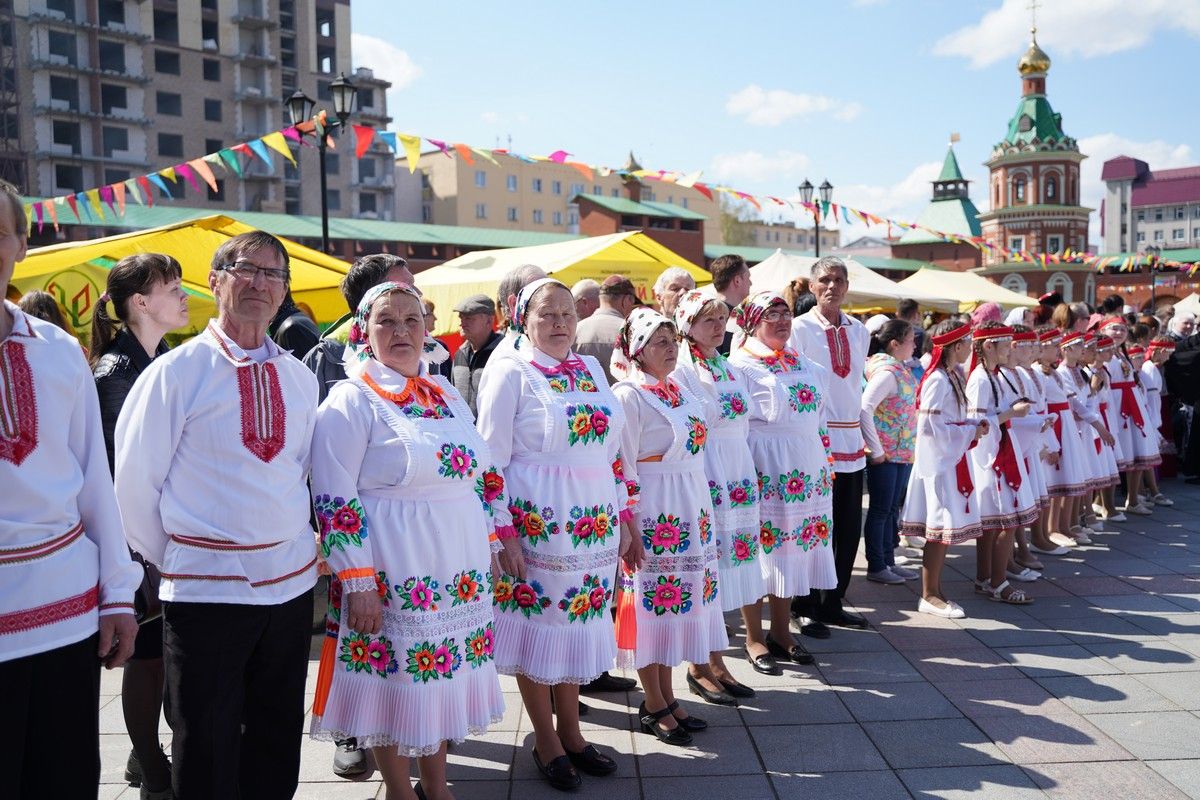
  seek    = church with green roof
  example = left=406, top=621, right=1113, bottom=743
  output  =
left=890, top=143, right=984, bottom=270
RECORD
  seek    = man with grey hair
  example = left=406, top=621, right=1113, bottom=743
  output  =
left=497, top=263, right=549, bottom=337
left=788, top=256, right=871, bottom=634
left=1169, top=312, right=1196, bottom=341
left=652, top=266, right=696, bottom=318
left=572, top=278, right=601, bottom=321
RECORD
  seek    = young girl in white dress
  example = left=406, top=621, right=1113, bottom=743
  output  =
left=1102, top=317, right=1159, bottom=515
left=1002, top=328, right=1051, bottom=580
left=1139, top=338, right=1175, bottom=506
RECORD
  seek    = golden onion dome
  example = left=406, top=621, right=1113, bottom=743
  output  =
left=1018, top=29, right=1051, bottom=75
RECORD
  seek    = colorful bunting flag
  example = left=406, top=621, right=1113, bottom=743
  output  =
left=176, top=163, right=201, bottom=194
left=352, top=125, right=375, bottom=159
left=190, top=159, right=219, bottom=192
left=398, top=134, right=421, bottom=172
left=262, top=131, right=295, bottom=166
left=247, top=139, right=274, bottom=169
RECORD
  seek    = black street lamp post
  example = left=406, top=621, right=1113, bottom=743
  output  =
left=798, top=178, right=834, bottom=257
left=286, top=72, right=357, bottom=254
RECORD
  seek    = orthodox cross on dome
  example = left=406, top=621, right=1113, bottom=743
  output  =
left=1028, top=0, right=1040, bottom=35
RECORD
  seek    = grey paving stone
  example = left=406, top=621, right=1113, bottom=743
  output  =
left=1048, top=613, right=1160, bottom=644
left=1038, top=673, right=1180, bottom=714
left=751, top=722, right=888, bottom=773
left=1086, top=593, right=1194, bottom=614
left=1135, top=671, right=1200, bottom=710
left=1119, top=611, right=1200, bottom=637
left=1016, top=597, right=1100, bottom=621
left=796, top=626, right=895, bottom=653
left=736, top=683, right=853, bottom=726
left=860, top=718, right=1007, bottom=769
left=635, top=723, right=762, bottom=777
left=511, top=778, right=636, bottom=800
left=1148, top=760, right=1200, bottom=800
left=878, top=624, right=983, bottom=652
left=897, top=764, right=1044, bottom=799
left=971, top=710, right=1133, bottom=764
left=444, top=731, right=520, bottom=781
left=1030, top=761, right=1190, bottom=799
left=1085, top=710, right=1200, bottom=760
left=816, top=650, right=927, bottom=685
left=1084, top=640, right=1200, bottom=673
left=904, top=646, right=1026, bottom=683
left=995, top=644, right=1122, bottom=678
left=645, top=774, right=775, bottom=800
left=291, top=782, right=382, bottom=800
left=937, top=677, right=1069, bottom=719
left=1051, top=576, right=1145, bottom=595
left=964, top=623, right=1073, bottom=649
left=837, top=681, right=962, bottom=722
left=770, top=769, right=912, bottom=800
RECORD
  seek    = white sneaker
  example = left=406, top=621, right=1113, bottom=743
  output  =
left=1030, top=543, right=1070, bottom=556
left=1123, top=504, right=1153, bottom=516
left=918, top=597, right=966, bottom=619
left=903, top=535, right=927, bottom=548
left=1153, top=494, right=1175, bottom=507
left=893, top=554, right=911, bottom=566
left=1049, top=533, right=1078, bottom=548
left=1108, top=512, right=1128, bottom=522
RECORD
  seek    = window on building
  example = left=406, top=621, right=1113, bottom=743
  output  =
left=567, top=208, right=579, bottom=226
left=326, top=153, right=339, bottom=174
left=532, top=178, right=542, bottom=193
left=1176, top=207, right=1186, bottom=220
left=47, top=30, right=76, bottom=65
left=201, top=0, right=217, bottom=9
left=156, top=92, right=182, bottom=116
left=1194, top=206, right=1200, bottom=218
left=157, top=132, right=183, bottom=158
left=49, top=75, right=79, bottom=109
left=153, top=10, right=178, bottom=43
left=532, top=209, right=543, bottom=224
left=155, top=50, right=181, bottom=74
left=359, top=158, right=376, bottom=179
left=202, top=59, right=220, bottom=81
left=592, top=185, right=602, bottom=195
left=359, top=193, right=377, bottom=214
left=570, top=183, right=584, bottom=196
left=611, top=188, right=619, bottom=197
left=104, top=169, right=130, bottom=184
left=1155, top=209, right=1164, bottom=221
left=52, top=120, right=80, bottom=153
left=205, top=138, right=222, bottom=155
left=1194, top=227, right=1200, bottom=240
left=97, top=39, right=124, bottom=72
left=358, top=88, right=374, bottom=108
left=46, top=0, right=75, bottom=21
left=54, top=164, right=83, bottom=193
left=1045, top=176, right=1057, bottom=201
left=475, top=203, right=487, bottom=219
left=1013, top=177, right=1026, bottom=203
left=474, top=170, right=486, bottom=188
left=1047, top=235, right=1062, bottom=253
left=552, top=180, right=562, bottom=195
left=506, top=174, right=517, bottom=192
left=200, top=19, right=218, bottom=49
left=326, top=189, right=341, bottom=211
left=421, top=205, right=431, bottom=222
left=1154, top=230, right=1164, bottom=241
left=681, top=198, right=688, bottom=209
left=506, top=206, right=518, bottom=222
left=1001, top=274, right=1028, bottom=295
left=99, top=83, right=126, bottom=114
left=316, top=10, right=334, bottom=38
left=552, top=210, right=562, bottom=226
left=1137, top=210, right=1145, bottom=222
left=101, top=125, right=128, bottom=157
left=1174, top=228, right=1186, bottom=241
left=204, top=99, right=221, bottom=122
left=1009, top=236, right=1025, bottom=251
left=1137, top=231, right=1146, bottom=243
left=208, top=179, right=224, bottom=202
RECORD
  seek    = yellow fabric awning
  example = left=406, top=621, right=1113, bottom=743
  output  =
left=415, top=231, right=710, bottom=335
left=898, top=267, right=1038, bottom=312
left=12, top=215, right=351, bottom=339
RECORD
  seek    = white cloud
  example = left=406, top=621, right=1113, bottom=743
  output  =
left=481, top=111, right=500, bottom=125
left=1078, top=133, right=1195, bottom=217
left=708, top=150, right=811, bottom=183
left=725, top=84, right=864, bottom=126
left=351, top=34, right=420, bottom=121
left=935, top=0, right=1200, bottom=69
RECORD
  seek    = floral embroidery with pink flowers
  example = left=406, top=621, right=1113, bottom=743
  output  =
left=718, top=390, right=749, bottom=420
left=493, top=577, right=553, bottom=618
left=507, top=497, right=559, bottom=545
left=474, top=467, right=505, bottom=514
left=565, top=403, right=612, bottom=446
left=396, top=576, right=442, bottom=612
left=684, top=415, right=707, bottom=455
left=405, top=637, right=462, bottom=683
left=643, top=574, right=693, bottom=615
left=566, top=503, right=616, bottom=548
left=708, top=479, right=724, bottom=507
left=702, top=567, right=718, bottom=605
left=798, top=514, right=832, bottom=551
left=757, top=470, right=776, bottom=501
left=641, top=512, right=692, bottom=555
left=778, top=469, right=814, bottom=504
left=730, top=531, right=759, bottom=564
left=463, top=624, right=495, bottom=669
left=760, top=521, right=783, bottom=554
left=558, top=573, right=612, bottom=623
left=436, top=442, right=478, bottom=479
left=787, top=382, right=820, bottom=414
left=726, top=478, right=757, bottom=507
left=313, top=494, right=369, bottom=557
left=340, top=633, right=400, bottom=678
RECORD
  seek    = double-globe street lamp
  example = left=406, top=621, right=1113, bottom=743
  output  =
left=286, top=72, right=357, bottom=254
left=798, top=178, right=834, bottom=257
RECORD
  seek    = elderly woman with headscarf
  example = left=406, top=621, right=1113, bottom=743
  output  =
left=309, top=282, right=508, bottom=800
left=475, top=278, right=639, bottom=792
left=671, top=290, right=764, bottom=705
left=307, top=283, right=508, bottom=800
left=729, top=292, right=837, bottom=672
left=609, top=307, right=727, bottom=745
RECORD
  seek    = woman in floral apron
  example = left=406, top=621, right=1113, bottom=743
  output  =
left=729, top=292, right=836, bottom=673
left=611, top=307, right=728, bottom=746
left=475, top=278, right=640, bottom=792
left=310, top=282, right=506, bottom=800
left=672, top=290, right=764, bottom=706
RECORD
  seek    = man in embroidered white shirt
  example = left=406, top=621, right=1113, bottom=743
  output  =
left=788, top=257, right=872, bottom=634
left=115, top=231, right=319, bottom=800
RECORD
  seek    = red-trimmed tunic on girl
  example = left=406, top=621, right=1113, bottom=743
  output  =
left=309, top=361, right=506, bottom=756
left=1107, top=354, right=1161, bottom=469
left=0, top=302, right=141, bottom=662
left=967, top=364, right=1040, bottom=532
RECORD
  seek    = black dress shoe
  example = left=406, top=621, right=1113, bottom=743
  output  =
left=533, top=749, right=583, bottom=792
left=565, top=744, right=618, bottom=776
left=766, top=636, right=815, bottom=665
left=799, top=620, right=831, bottom=639
left=821, top=609, right=869, bottom=629
left=667, top=700, right=707, bottom=731
left=744, top=646, right=782, bottom=676
left=638, top=703, right=694, bottom=746
left=718, top=678, right=756, bottom=699
left=686, top=672, right=737, bottom=706
left=582, top=671, right=637, bottom=693
left=413, top=782, right=428, bottom=800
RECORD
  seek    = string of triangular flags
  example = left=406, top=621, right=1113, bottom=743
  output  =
left=25, top=117, right=1200, bottom=277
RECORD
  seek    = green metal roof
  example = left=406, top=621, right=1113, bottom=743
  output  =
left=22, top=197, right=580, bottom=249
left=851, top=255, right=936, bottom=273
left=897, top=197, right=983, bottom=245
left=937, top=146, right=966, bottom=182
left=573, top=193, right=708, bottom=221
left=999, top=95, right=1073, bottom=150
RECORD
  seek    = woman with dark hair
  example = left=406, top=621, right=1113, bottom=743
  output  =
left=861, top=320, right=918, bottom=585
left=18, top=290, right=79, bottom=343
left=90, top=252, right=189, bottom=798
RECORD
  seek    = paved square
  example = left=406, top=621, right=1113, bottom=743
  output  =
left=99, top=480, right=1200, bottom=798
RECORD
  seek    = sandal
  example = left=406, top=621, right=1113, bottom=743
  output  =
left=974, top=578, right=992, bottom=595
left=989, top=579, right=1033, bottom=605
left=1005, top=567, right=1041, bottom=583
left=667, top=700, right=707, bottom=732
left=638, top=702, right=693, bottom=746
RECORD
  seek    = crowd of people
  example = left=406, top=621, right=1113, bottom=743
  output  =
left=0, top=169, right=1184, bottom=799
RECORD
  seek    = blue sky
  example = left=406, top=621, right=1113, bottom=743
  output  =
left=349, top=0, right=1200, bottom=244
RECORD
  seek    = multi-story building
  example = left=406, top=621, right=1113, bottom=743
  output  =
left=1100, top=156, right=1200, bottom=254
left=746, top=220, right=836, bottom=254
left=4, top=0, right=395, bottom=220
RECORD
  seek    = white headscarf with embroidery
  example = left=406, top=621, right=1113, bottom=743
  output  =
left=611, top=306, right=676, bottom=383
left=343, top=281, right=448, bottom=379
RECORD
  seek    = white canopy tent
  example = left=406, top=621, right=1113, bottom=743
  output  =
left=898, top=267, right=1038, bottom=312
left=1171, top=293, right=1200, bottom=318
left=748, top=250, right=959, bottom=313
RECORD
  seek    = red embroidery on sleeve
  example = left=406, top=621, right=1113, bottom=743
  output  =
left=0, top=341, right=38, bottom=466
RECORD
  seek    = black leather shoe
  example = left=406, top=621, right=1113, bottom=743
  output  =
left=744, top=646, right=782, bottom=675
left=565, top=744, right=618, bottom=776
left=639, top=703, right=694, bottom=746
left=821, top=609, right=869, bottom=629
left=413, top=782, right=428, bottom=800
left=766, top=636, right=815, bottom=665
left=582, top=671, right=637, bottom=693
left=718, top=678, right=756, bottom=699
left=533, top=749, right=583, bottom=792
left=686, top=672, right=737, bottom=706
left=799, top=620, right=831, bottom=639
left=667, top=700, right=707, bottom=731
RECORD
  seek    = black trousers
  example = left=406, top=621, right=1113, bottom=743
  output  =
left=163, top=590, right=313, bottom=800
left=0, top=633, right=100, bottom=799
left=792, top=467, right=865, bottom=618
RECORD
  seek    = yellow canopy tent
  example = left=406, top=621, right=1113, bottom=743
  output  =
left=898, top=267, right=1037, bottom=312
left=11, top=214, right=351, bottom=340
left=415, top=230, right=711, bottom=336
